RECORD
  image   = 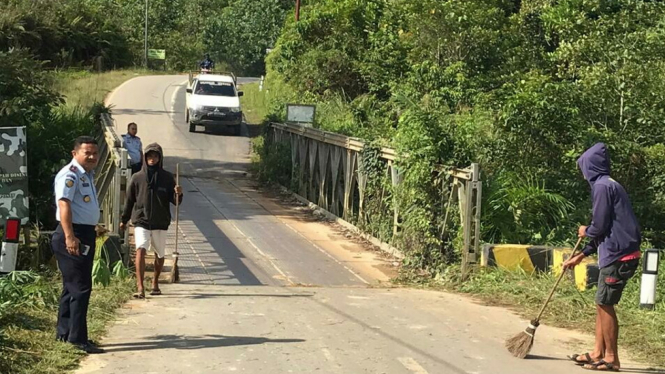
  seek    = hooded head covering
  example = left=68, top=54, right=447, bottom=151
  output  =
left=577, top=142, right=610, bottom=185
left=143, top=143, right=164, bottom=189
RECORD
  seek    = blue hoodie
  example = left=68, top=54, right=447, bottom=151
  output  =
left=577, top=143, right=641, bottom=268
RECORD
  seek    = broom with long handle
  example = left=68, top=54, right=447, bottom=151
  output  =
left=506, top=236, right=584, bottom=358
left=169, top=164, right=180, bottom=283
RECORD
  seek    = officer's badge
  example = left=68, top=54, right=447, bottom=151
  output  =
left=80, top=176, right=86, bottom=182
left=65, top=179, right=75, bottom=188
left=83, top=195, right=91, bottom=203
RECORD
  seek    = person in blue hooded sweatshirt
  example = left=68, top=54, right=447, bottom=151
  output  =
left=564, top=143, right=641, bottom=372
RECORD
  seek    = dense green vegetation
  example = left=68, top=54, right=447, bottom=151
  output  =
left=205, top=0, right=293, bottom=75
left=1, top=0, right=290, bottom=72
left=256, top=0, right=665, bottom=276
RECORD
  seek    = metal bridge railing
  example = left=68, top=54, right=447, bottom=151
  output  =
left=95, top=113, right=131, bottom=238
left=267, top=122, right=481, bottom=276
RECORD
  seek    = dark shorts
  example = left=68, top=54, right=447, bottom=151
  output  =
left=596, top=259, right=639, bottom=306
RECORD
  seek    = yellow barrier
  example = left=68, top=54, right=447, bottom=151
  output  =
left=482, top=244, right=599, bottom=290
left=488, top=245, right=535, bottom=273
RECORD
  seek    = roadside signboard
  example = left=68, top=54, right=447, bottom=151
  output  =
left=148, top=49, right=166, bottom=60
left=0, top=127, right=29, bottom=225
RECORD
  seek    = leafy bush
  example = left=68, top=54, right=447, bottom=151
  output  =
left=92, top=235, right=130, bottom=287
left=252, top=135, right=293, bottom=187
left=0, top=49, right=62, bottom=128
left=0, top=0, right=132, bottom=69
left=1, top=0, right=289, bottom=73
left=0, top=271, right=57, bottom=315
left=204, top=0, right=292, bottom=76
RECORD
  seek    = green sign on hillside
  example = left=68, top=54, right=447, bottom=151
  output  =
left=148, top=49, right=166, bottom=60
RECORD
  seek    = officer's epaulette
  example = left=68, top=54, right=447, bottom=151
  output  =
left=69, top=165, right=78, bottom=172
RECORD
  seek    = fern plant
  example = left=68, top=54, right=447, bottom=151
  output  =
left=484, top=172, right=575, bottom=245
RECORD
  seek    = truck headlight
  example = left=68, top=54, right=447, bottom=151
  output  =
left=230, top=107, right=241, bottom=113
left=190, top=105, right=202, bottom=114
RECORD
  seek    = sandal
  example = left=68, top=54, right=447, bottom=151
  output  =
left=568, top=353, right=593, bottom=365
left=583, top=360, right=620, bottom=372
left=133, top=291, right=145, bottom=299
left=150, top=288, right=162, bottom=296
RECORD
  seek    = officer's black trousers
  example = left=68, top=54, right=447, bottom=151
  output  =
left=52, top=224, right=96, bottom=344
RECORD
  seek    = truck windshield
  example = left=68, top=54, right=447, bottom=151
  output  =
left=194, top=81, right=235, bottom=97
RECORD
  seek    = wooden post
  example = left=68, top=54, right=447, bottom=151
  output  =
left=390, top=162, right=401, bottom=240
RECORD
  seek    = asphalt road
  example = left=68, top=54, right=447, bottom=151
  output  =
left=75, top=75, right=655, bottom=374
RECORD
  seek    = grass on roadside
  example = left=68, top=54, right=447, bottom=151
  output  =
left=0, top=276, right=134, bottom=374
left=240, top=82, right=269, bottom=125
left=397, top=262, right=665, bottom=368
left=50, top=69, right=155, bottom=108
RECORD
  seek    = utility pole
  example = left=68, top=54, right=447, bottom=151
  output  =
left=144, top=0, right=148, bottom=68
left=295, top=0, right=300, bottom=21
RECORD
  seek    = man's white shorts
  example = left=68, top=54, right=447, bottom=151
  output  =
left=134, top=227, right=167, bottom=259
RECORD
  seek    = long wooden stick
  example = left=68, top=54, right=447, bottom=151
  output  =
left=535, top=237, right=584, bottom=322
left=174, top=163, right=180, bottom=254
left=171, top=163, right=180, bottom=282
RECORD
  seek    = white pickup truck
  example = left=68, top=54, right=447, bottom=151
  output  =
left=186, top=73, right=243, bottom=135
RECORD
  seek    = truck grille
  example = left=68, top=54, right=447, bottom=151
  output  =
left=202, top=106, right=231, bottom=113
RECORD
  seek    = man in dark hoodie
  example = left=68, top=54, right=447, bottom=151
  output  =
left=564, top=143, right=641, bottom=372
left=120, top=143, right=183, bottom=298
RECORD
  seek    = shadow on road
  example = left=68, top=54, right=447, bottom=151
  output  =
left=245, top=123, right=263, bottom=138
left=191, top=122, right=262, bottom=138
left=154, top=292, right=315, bottom=300
left=525, top=355, right=567, bottom=361
left=173, top=218, right=265, bottom=286
left=527, top=355, right=665, bottom=373
left=113, top=108, right=176, bottom=116
left=102, top=334, right=305, bottom=353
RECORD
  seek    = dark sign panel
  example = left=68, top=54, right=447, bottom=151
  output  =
left=0, top=127, right=28, bottom=225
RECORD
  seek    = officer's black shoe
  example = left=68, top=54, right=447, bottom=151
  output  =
left=74, top=342, right=105, bottom=354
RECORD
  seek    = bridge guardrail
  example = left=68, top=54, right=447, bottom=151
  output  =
left=267, top=122, right=481, bottom=275
left=95, top=113, right=130, bottom=239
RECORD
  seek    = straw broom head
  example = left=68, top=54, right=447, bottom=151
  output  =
left=505, top=320, right=539, bottom=358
